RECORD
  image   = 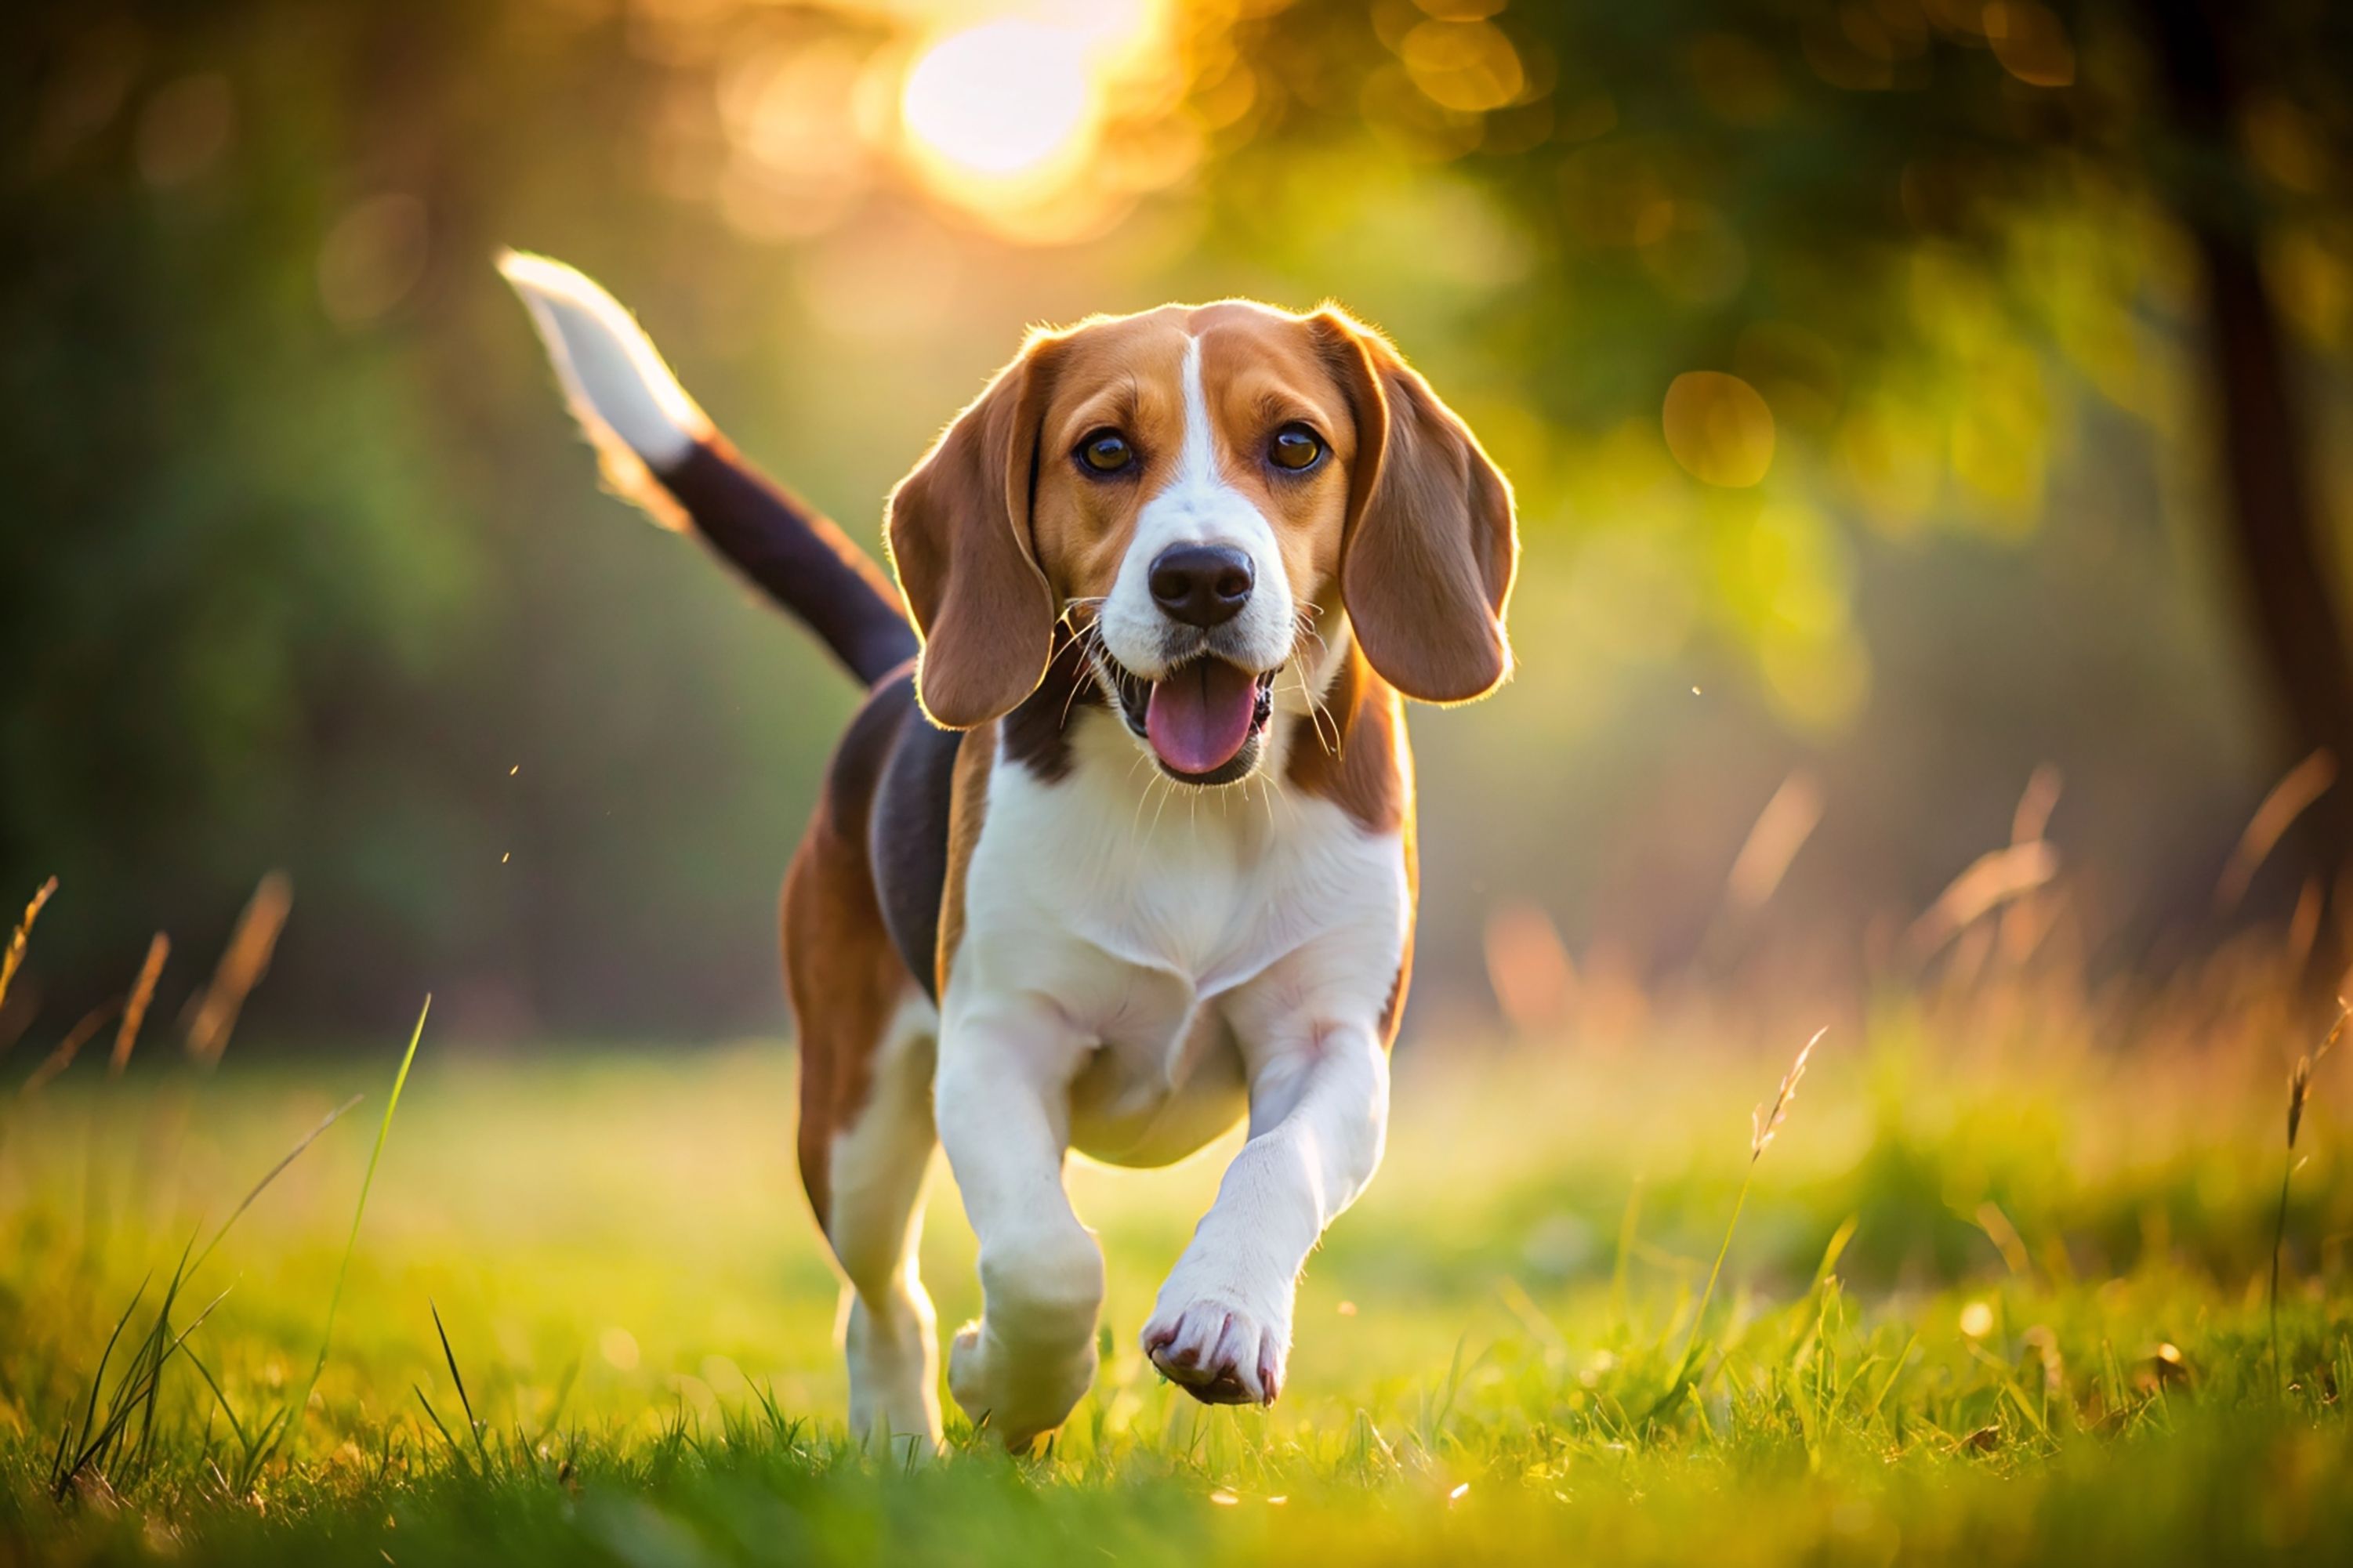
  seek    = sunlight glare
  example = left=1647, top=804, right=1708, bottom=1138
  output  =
left=901, top=20, right=1093, bottom=179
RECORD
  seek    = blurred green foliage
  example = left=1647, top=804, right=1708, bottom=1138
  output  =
left=3, top=2, right=869, bottom=1037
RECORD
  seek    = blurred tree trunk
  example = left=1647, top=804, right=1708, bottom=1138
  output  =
left=2145, top=0, right=2353, bottom=905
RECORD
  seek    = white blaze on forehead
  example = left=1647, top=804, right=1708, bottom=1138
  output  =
left=1097, top=333, right=1297, bottom=678
left=1176, top=333, right=1221, bottom=491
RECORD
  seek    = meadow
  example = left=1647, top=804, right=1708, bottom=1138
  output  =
left=2, top=932, right=2348, bottom=1566
left=9, top=0, right=2353, bottom=1561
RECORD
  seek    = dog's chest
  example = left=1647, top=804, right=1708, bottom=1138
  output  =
left=950, top=721, right=1405, bottom=1142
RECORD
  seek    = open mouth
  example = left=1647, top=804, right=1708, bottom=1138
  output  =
left=1100, top=654, right=1278, bottom=785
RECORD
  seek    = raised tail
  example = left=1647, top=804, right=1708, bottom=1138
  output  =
left=498, top=252, right=919, bottom=689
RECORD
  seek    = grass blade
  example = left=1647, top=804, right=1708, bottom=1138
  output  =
left=430, top=1300, right=493, bottom=1473
left=51, top=1275, right=148, bottom=1493
left=414, top=1387, right=470, bottom=1473
left=264, top=995, right=430, bottom=1468
left=190, top=1092, right=366, bottom=1277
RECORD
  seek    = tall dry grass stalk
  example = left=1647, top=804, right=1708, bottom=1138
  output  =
left=1724, top=771, right=1825, bottom=915
left=19, top=932, right=172, bottom=1095
left=1484, top=901, right=1576, bottom=1037
left=1998, top=768, right=2065, bottom=964
left=1749, top=1027, right=1825, bottom=1160
left=2217, top=750, right=2337, bottom=914
left=1664, top=1027, right=1829, bottom=1408
left=0, top=876, right=59, bottom=1024
left=187, top=872, right=292, bottom=1066
left=21, top=1001, right=121, bottom=1097
left=2271, top=1003, right=2342, bottom=1399
left=1909, top=844, right=2058, bottom=962
left=111, top=934, right=169, bottom=1077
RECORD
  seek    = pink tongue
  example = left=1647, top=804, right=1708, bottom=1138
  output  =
left=1145, top=661, right=1259, bottom=775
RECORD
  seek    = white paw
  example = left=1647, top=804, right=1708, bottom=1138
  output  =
left=1140, top=1269, right=1292, bottom=1407
left=947, top=1321, right=1096, bottom=1450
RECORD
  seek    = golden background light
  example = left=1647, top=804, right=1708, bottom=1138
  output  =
left=1662, top=370, right=1776, bottom=487
left=882, top=1, right=1176, bottom=240
left=900, top=18, right=1095, bottom=179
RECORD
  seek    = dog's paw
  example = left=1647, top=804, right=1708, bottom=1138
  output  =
left=947, top=1321, right=1094, bottom=1451
left=1140, top=1288, right=1289, bottom=1407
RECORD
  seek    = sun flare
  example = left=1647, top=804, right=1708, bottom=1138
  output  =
left=900, top=19, right=1096, bottom=180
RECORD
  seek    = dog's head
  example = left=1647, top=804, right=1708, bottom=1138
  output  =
left=886, top=302, right=1517, bottom=785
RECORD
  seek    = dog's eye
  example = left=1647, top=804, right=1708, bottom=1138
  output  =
left=1077, top=430, right=1134, bottom=474
left=1269, top=424, right=1323, bottom=472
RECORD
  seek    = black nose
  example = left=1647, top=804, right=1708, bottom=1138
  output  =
left=1148, top=544, right=1254, bottom=628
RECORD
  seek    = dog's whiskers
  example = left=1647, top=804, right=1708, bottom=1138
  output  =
left=1277, top=659, right=1342, bottom=758
left=1127, top=753, right=1162, bottom=838
left=1290, top=607, right=1330, bottom=661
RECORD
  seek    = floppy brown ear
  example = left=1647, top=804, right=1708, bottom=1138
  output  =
left=1314, top=312, right=1518, bottom=704
left=884, top=336, right=1063, bottom=729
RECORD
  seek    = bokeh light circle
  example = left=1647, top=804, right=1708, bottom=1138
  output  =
left=1663, top=371, right=1776, bottom=487
left=901, top=20, right=1093, bottom=179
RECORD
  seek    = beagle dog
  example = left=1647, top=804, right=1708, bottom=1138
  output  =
left=500, top=254, right=1517, bottom=1453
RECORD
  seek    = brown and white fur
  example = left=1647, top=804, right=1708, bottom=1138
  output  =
left=500, top=253, right=1518, bottom=1454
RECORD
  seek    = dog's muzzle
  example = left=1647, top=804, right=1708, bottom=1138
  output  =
left=1097, top=650, right=1279, bottom=787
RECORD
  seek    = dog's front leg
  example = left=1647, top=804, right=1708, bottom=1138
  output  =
left=1140, top=995, right=1390, bottom=1407
left=933, top=994, right=1102, bottom=1450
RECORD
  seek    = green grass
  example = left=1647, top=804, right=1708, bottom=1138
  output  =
left=2, top=993, right=2348, bottom=1566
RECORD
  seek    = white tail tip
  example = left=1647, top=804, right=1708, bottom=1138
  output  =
left=498, top=249, right=709, bottom=474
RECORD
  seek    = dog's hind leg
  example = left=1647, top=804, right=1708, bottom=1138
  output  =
left=786, top=823, right=943, bottom=1456
left=821, top=996, right=941, bottom=1457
